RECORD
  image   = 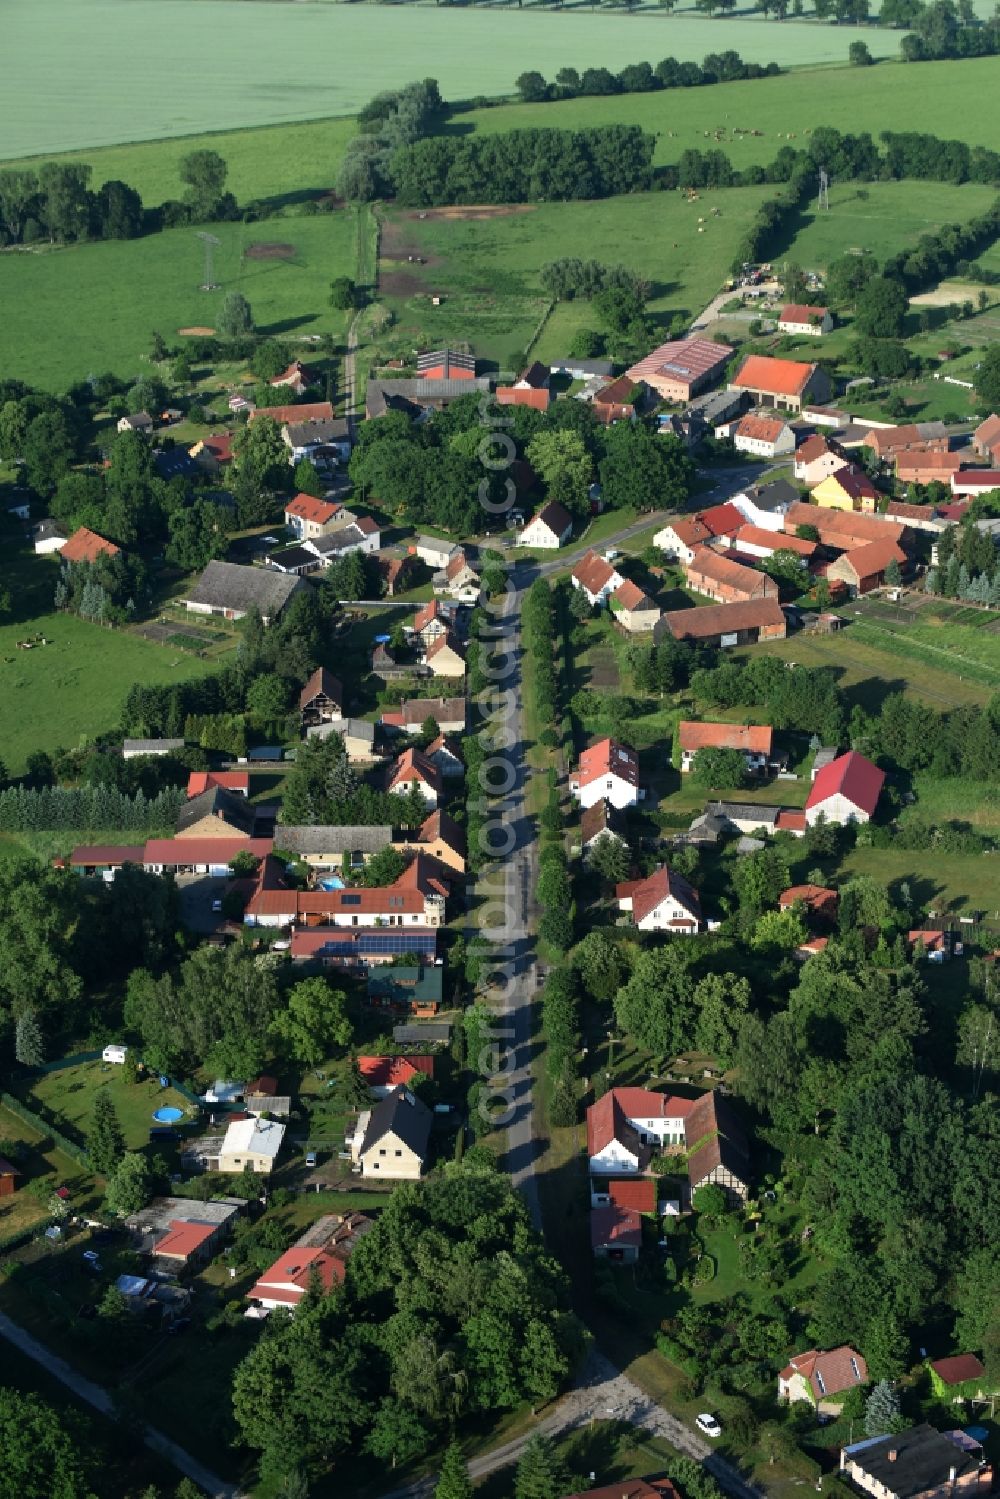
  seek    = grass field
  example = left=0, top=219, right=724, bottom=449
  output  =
left=14, top=1060, right=191, bottom=1158
left=2, top=0, right=929, bottom=163
left=0, top=209, right=355, bottom=389
left=377, top=188, right=772, bottom=367
left=0, top=539, right=224, bottom=774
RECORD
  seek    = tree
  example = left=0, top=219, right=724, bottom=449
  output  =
left=694, top=972, right=750, bottom=1064
left=855, top=276, right=909, bottom=339
left=329, top=276, right=362, bottom=311
left=179, top=149, right=228, bottom=216
left=294, top=457, right=324, bottom=497
left=690, top=746, right=748, bottom=790
left=165, top=499, right=226, bottom=571
left=731, top=845, right=790, bottom=916
left=976, top=344, right=1000, bottom=409
left=885, top=557, right=903, bottom=586
left=105, top=1151, right=152, bottom=1216
left=365, top=1399, right=430, bottom=1468
left=515, top=71, right=550, bottom=103
left=692, top=1183, right=727, bottom=1218
left=271, top=976, right=352, bottom=1065
left=435, top=1440, right=472, bottom=1499
left=864, top=1379, right=902, bottom=1436
left=751, top=908, right=808, bottom=953
left=849, top=39, right=875, bottom=63
left=0, top=1388, right=96, bottom=1499
left=217, top=292, right=254, bottom=340
left=514, top=1435, right=569, bottom=1499
left=232, top=412, right=290, bottom=495
left=613, top=945, right=697, bottom=1057
left=526, top=430, right=592, bottom=514
left=246, top=672, right=291, bottom=726
left=588, top=833, right=630, bottom=885
left=360, top=845, right=408, bottom=887
left=14, top=1008, right=44, bottom=1067
left=87, top=1090, right=126, bottom=1177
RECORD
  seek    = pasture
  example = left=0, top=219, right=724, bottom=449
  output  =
left=0, top=540, right=224, bottom=774
left=376, top=188, right=773, bottom=368
left=0, top=209, right=356, bottom=389
left=2, top=0, right=920, bottom=162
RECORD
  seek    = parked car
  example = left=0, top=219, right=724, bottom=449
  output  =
left=696, top=1414, right=722, bottom=1439
left=305, top=1151, right=317, bottom=1168
left=211, top=899, right=223, bottom=913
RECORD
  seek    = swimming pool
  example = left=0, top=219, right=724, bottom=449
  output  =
left=152, top=1106, right=183, bottom=1124
left=318, top=876, right=345, bottom=890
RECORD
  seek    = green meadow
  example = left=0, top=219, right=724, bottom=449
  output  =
left=3, top=0, right=923, bottom=161
left=779, top=179, right=1000, bottom=271
left=0, top=210, right=355, bottom=390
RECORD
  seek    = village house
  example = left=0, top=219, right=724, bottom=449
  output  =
left=126, top=1196, right=243, bottom=1268
left=306, top=716, right=377, bottom=762
left=827, top=537, right=907, bottom=596
left=678, top=721, right=774, bottom=774
left=731, top=524, right=816, bottom=566
left=410, top=598, right=451, bottom=646
left=805, top=750, right=884, bottom=826
left=587, top=1088, right=750, bottom=1203
left=176, top=785, right=257, bottom=841
left=730, top=354, right=831, bottom=413
left=366, top=377, right=492, bottom=420
left=655, top=596, right=787, bottom=648
left=184, top=1116, right=285, bottom=1175
left=433, top=547, right=481, bottom=602
left=387, top=747, right=443, bottom=807
left=142, top=836, right=273, bottom=876
left=615, top=865, right=701, bottom=933
left=32, top=519, right=68, bottom=555
left=590, top=1205, right=642, bottom=1264
left=779, top=1347, right=868, bottom=1408
left=183, top=560, right=305, bottom=625
left=592, top=376, right=647, bottom=424
left=424, top=735, right=464, bottom=779
left=273, top=825, right=391, bottom=873
left=950, top=469, right=1000, bottom=499
left=248, top=1212, right=373, bottom=1316
left=381, top=697, right=466, bottom=736
left=570, top=737, right=640, bottom=810
left=867, top=421, right=950, bottom=461
left=685, top=547, right=779, bottom=606
left=580, top=798, right=628, bottom=857
left=117, top=411, right=154, bottom=435
left=299, top=665, right=343, bottom=728
left=425, top=631, right=466, bottom=679
left=285, top=416, right=352, bottom=465
left=654, top=502, right=744, bottom=564
left=367, top=964, right=443, bottom=1016
left=60, top=526, right=121, bottom=564
left=927, top=1355, right=991, bottom=1402
left=283, top=493, right=345, bottom=540
left=895, top=451, right=963, bottom=487
left=410, top=536, right=459, bottom=571
left=289, top=926, right=438, bottom=969
left=188, top=432, right=234, bottom=474
left=972, top=413, right=1000, bottom=464
left=416, top=349, right=477, bottom=380
left=250, top=400, right=335, bottom=427
left=813, top=466, right=883, bottom=513
left=794, top=434, right=849, bottom=487
left=779, top=884, right=839, bottom=925
left=303, top=516, right=381, bottom=564
left=186, top=770, right=249, bottom=798
left=565, top=1480, right=680, bottom=1499
left=609, top=579, right=660, bottom=634
left=626, top=336, right=734, bottom=403
left=269, top=360, right=314, bottom=396
left=571, top=550, right=625, bottom=608
left=243, top=852, right=446, bottom=929
left=778, top=303, right=833, bottom=336
left=496, top=384, right=551, bottom=412
left=350, top=1086, right=432, bottom=1179
left=358, top=1054, right=433, bottom=1097
left=517, top=500, right=573, bottom=549
left=733, top=413, right=796, bottom=460
left=782, top=502, right=907, bottom=554
left=396, top=808, right=466, bottom=876
left=840, top=1426, right=992, bottom=1499
left=731, top=478, right=799, bottom=533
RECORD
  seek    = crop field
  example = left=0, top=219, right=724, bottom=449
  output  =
left=0, top=210, right=355, bottom=390
left=2, top=0, right=929, bottom=162
left=376, top=188, right=772, bottom=368
left=0, top=538, right=224, bottom=774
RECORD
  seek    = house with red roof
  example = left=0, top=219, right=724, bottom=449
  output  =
left=794, top=434, right=849, bottom=488
left=653, top=503, right=744, bottom=565
left=827, top=538, right=907, bottom=596
left=678, top=721, right=773, bottom=774
left=189, top=432, right=234, bottom=473
left=733, top=413, right=796, bottom=461
left=779, top=884, right=839, bottom=925
left=571, top=550, right=625, bottom=608
left=685, top=546, right=778, bottom=606
left=60, top=527, right=121, bottom=565
left=972, top=413, right=1000, bottom=464
left=590, top=1204, right=642, bottom=1262
left=358, top=1054, right=434, bottom=1097
left=616, top=866, right=701, bottom=933
left=186, top=771, right=249, bottom=799
left=495, top=384, right=551, bottom=412
left=778, top=304, right=833, bottom=337
left=387, top=747, right=443, bottom=807
left=592, top=376, right=647, bottom=425
left=779, top=1346, right=867, bottom=1408
left=730, top=354, right=831, bottom=413
left=587, top=1089, right=750, bottom=1202
left=284, top=493, right=345, bottom=540
left=805, top=751, right=884, bottom=827
left=609, top=579, right=659, bottom=634
left=248, top=1212, right=373, bottom=1315
left=608, top=1178, right=657, bottom=1213
left=269, top=361, right=315, bottom=396
left=731, top=524, right=816, bottom=566
left=569, top=737, right=640, bottom=810
left=927, top=1354, right=990, bottom=1401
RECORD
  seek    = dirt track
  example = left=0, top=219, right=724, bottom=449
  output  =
left=177, top=325, right=215, bottom=336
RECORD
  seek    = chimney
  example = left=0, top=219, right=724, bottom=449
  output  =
left=949, top=1468, right=957, bottom=1483
left=887, top=1451, right=898, bottom=1464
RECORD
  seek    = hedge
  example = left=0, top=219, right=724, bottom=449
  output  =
left=0, top=1092, right=90, bottom=1168
left=0, top=1218, right=57, bottom=1258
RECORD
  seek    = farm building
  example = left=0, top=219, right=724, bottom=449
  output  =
left=778, top=304, right=833, bottom=336
left=626, top=336, right=733, bottom=403
left=972, top=413, right=1000, bottom=464
left=250, top=401, right=334, bottom=426
left=365, top=377, right=491, bottom=420
left=895, top=451, right=963, bottom=486
left=730, top=354, right=830, bottom=413
left=655, top=597, right=787, bottom=648
left=731, top=524, right=816, bottom=565
left=580, top=798, right=628, bottom=855
left=299, top=665, right=343, bottom=727
left=416, top=349, right=476, bottom=380
left=685, top=547, right=778, bottom=605
left=609, top=579, right=659, bottom=633
left=183, top=560, right=306, bottom=624
left=305, top=717, right=377, bottom=761
left=117, top=411, right=153, bottom=434
left=805, top=751, right=884, bottom=826
left=381, top=696, right=466, bottom=735
left=782, top=502, right=907, bottom=553
left=826, top=538, right=907, bottom=595
left=951, top=469, right=1000, bottom=498
left=122, top=738, right=184, bottom=760
left=677, top=721, right=773, bottom=773
left=586, top=1088, right=749, bottom=1204
left=867, top=421, right=949, bottom=460
left=274, top=825, right=392, bottom=873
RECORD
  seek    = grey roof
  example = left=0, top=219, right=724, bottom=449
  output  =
left=309, top=523, right=371, bottom=557
left=184, top=560, right=305, bottom=618
left=706, top=800, right=780, bottom=827
left=306, top=717, right=376, bottom=745
left=265, top=545, right=319, bottom=574
left=275, top=825, right=392, bottom=855
left=123, top=738, right=184, bottom=755
left=33, top=518, right=68, bottom=542
left=812, top=746, right=839, bottom=773
left=686, top=388, right=746, bottom=423
left=126, top=1196, right=243, bottom=1239
left=750, top=479, right=799, bottom=511
left=843, top=1426, right=985, bottom=1497
left=245, top=1094, right=291, bottom=1116
left=414, top=535, right=459, bottom=558
left=393, top=1022, right=452, bottom=1043
left=124, top=411, right=153, bottom=428
left=176, top=784, right=256, bottom=837
left=362, top=1086, right=432, bottom=1158
left=285, top=417, right=351, bottom=447
left=549, top=357, right=614, bottom=378
left=366, top=377, right=492, bottom=419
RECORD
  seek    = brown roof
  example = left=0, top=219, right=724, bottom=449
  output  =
left=526, top=500, right=572, bottom=539
left=251, top=402, right=334, bottom=426
left=780, top=303, right=829, bottom=325
left=679, top=721, right=773, bottom=755
left=684, top=1090, right=749, bottom=1189
left=612, top=579, right=654, bottom=611
left=417, top=807, right=465, bottom=856
left=687, top=546, right=776, bottom=599
left=581, top=798, right=626, bottom=846
left=590, top=1204, right=642, bottom=1251
left=784, top=501, right=905, bottom=549
left=735, top=524, right=816, bottom=558
left=594, top=375, right=641, bottom=408
left=618, top=865, right=701, bottom=925
left=826, top=466, right=880, bottom=503
left=929, top=1354, right=985, bottom=1386
left=660, top=596, right=786, bottom=640
left=572, top=550, right=620, bottom=595
left=797, top=434, right=833, bottom=464
left=895, top=451, right=962, bottom=477
left=732, top=354, right=817, bottom=398
left=868, top=421, right=949, bottom=456
left=389, top=747, right=443, bottom=795
left=837, top=537, right=907, bottom=581
left=779, top=884, right=839, bottom=918
left=61, top=526, right=121, bottom=564
left=781, top=1346, right=867, bottom=1400
left=736, top=414, right=789, bottom=444
left=299, top=666, right=343, bottom=712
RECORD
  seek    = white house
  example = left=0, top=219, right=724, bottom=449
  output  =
left=217, top=1117, right=285, bottom=1175
left=729, top=481, right=799, bottom=533
left=804, top=751, right=884, bottom=827
left=778, top=304, right=833, bottom=337
left=387, top=748, right=442, bottom=808
left=615, top=865, right=701, bottom=934
left=32, top=519, right=68, bottom=555
left=653, top=503, right=744, bottom=565
left=587, top=1087, right=697, bottom=1175
left=794, top=434, right=849, bottom=488
left=677, top=720, right=774, bottom=773
left=569, top=738, right=640, bottom=810
left=517, top=501, right=573, bottom=550
left=733, top=414, right=797, bottom=461
left=571, top=550, right=625, bottom=608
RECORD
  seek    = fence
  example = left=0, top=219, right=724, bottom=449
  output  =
left=0, top=1092, right=90, bottom=1169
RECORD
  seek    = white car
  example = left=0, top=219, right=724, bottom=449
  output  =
left=696, top=1414, right=722, bottom=1439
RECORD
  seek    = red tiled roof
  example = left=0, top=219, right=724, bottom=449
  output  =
left=155, top=1219, right=218, bottom=1260
left=626, top=336, right=733, bottom=386
left=576, top=737, right=639, bottom=790
left=908, top=929, right=948, bottom=953
left=358, top=1055, right=434, bottom=1089
left=837, top=537, right=907, bottom=581
left=735, top=524, right=816, bottom=558
left=736, top=414, right=788, bottom=444
left=299, top=665, right=343, bottom=712
left=270, top=361, right=314, bottom=387
left=590, top=1205, right=642, bottom=1251
left=61, top=527, right=121, bottom=564
left=251, top=402, right=334, bottom=426
left=895, top=451, right=962, bottom=477
left=688, top=546, right=776, bottom=599
left=250, top=1245, right=342, bottom=1305
left=780, top=884, right=839, bottom=917
left=776, top=810, right=807, bottom=832
left=929, top=1354, right=985, bottom=1386
left=417, top=807, right=465, bottom=856
left=679, top=721, right=772, bottom=755
left=617, top=865, right=701, bottom=925
left=797, top=434, right=832, bottom=464
left=952, top=469, right=1000, bottom=493
left=186, top=771, right=249, bottom=797
left=573, top=550, right=620, bottom=595
left=69, top=844, right=145, bottom=866
left=413, top=599, right=444, bottom=631
left=609, top=1178, right=656, bottom=1212
left=698, top=502, right=745, bottom=538
left=143, top=837, right=272, bottom=866
left=192, top=432, right=234, bottom=463
left=974, top=414, right=1000, bottom=448
left=780, top=304, right=828, bottom=325
left=285, top=493, right=339, bottom=525
left=783, top=502, right=904, bottom=548
left=612, top=579, right=653, bottom=611
left=805, top=751, right=884, bottom=817
left=389, top=747, right=443, bottom=795
left=732, top=354, right=816, bottom=398
left=781, top=1346, right=867, bottom=1399
left=496, top=386, right=551, bottom=411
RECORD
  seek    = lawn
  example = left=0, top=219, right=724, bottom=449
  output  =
left=15, top=1059, right=193, bottom=1157
left=0, top=208, right=356, bottom=389
left=1, top=0, right=932, bottom=163
left=0, top=1103, right=97, bottom=1240
left=0, top=540, right=224, bottom=774
left=836, top=847, right=1000, bottom=917
left=377, top=188, right=773, bottom=369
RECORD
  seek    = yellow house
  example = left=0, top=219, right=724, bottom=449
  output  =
left=812, top=467, right=881, bottom=513
left=217, top=1117, right=285, bottom=1174
left=351, top=1088, right=431, bottom=1180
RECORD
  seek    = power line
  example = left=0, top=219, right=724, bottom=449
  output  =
left=194, top=231, right=221, bottom=291
left=817, top=168, right=830, bottom=212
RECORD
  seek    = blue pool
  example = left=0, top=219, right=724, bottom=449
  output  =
left=152, top=1106, right=183, bottom=1124
left=318, top=876, right=345, bottom=890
